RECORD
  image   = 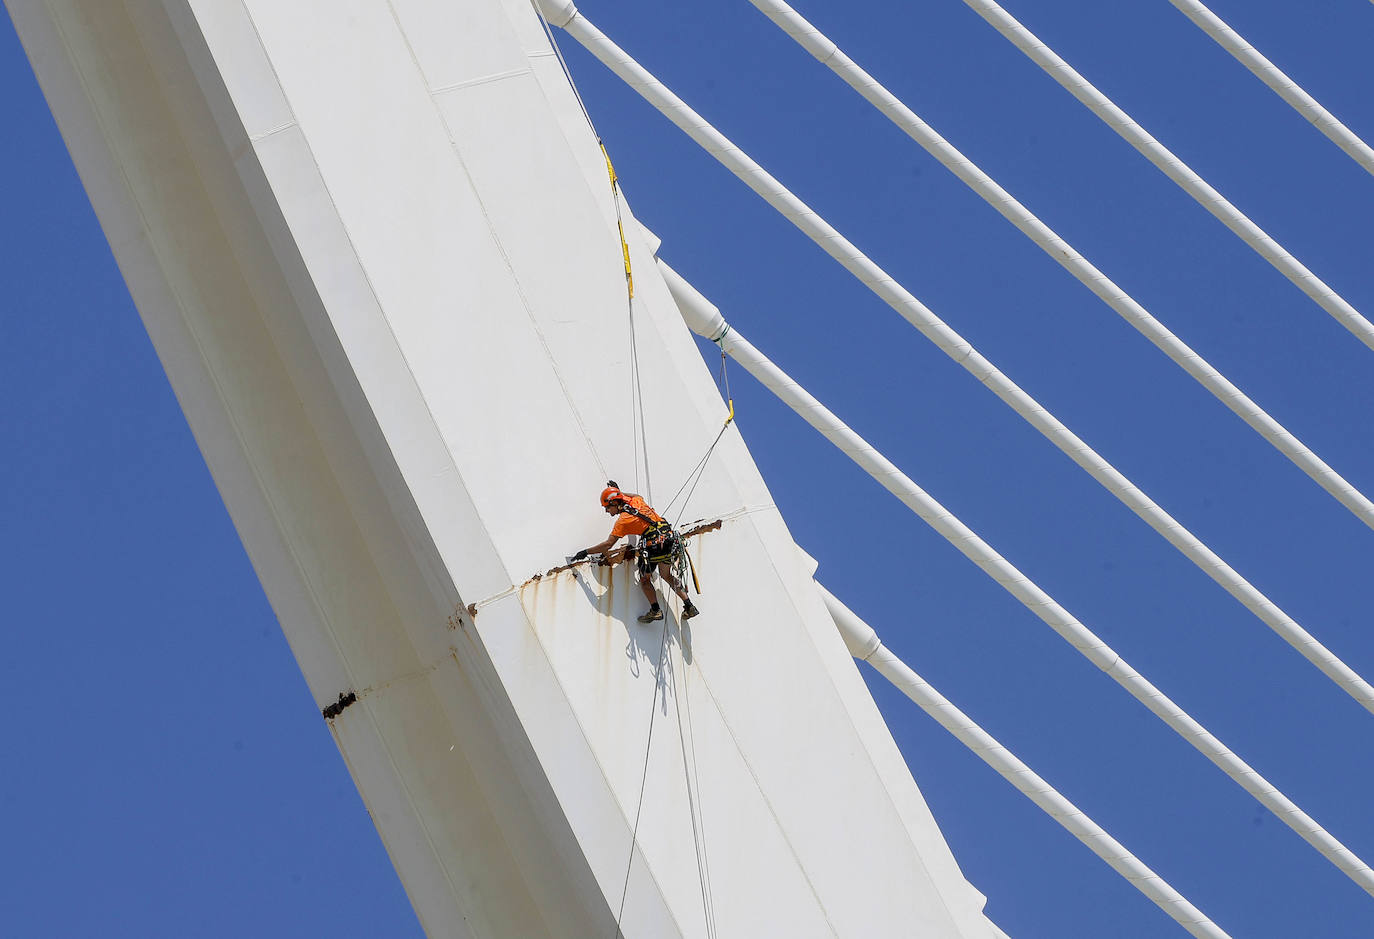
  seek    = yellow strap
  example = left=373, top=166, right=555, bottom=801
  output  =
left=616, top=220, right=635, bottom=298
left=603, top=143, right=635, bottom=298
left=720, top=347, right=735, bottom=426
left=601, top=142, right=617, bottom=187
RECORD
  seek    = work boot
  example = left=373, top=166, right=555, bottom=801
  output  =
left=637, top=605, right=664, bottom=624
left=682, top=601, right=700, bottom=620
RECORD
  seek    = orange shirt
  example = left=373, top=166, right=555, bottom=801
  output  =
left=609, top=494, right=664, bottom=538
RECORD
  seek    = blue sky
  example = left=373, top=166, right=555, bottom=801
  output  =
left=4, top=1, right=1373, bottom=935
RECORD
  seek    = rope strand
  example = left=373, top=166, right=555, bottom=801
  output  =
left=665, top=346, right=735, bottom=523
left=613, top=617, right=671, bottom=938
left=672, top=638, right=719, bottom=938
left=529, top=12, right=717, bottom=931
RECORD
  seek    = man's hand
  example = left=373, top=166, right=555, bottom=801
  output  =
left=572, top=548, right=589, bottom=561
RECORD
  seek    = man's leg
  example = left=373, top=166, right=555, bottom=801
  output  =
left=656, top=562, right=689, bottom=602
left=636, top=568, right=664, bottom=623
left=657, top=562, right=699, bottom=618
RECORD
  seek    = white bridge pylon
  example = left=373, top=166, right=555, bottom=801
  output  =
left=4, top=1, right=1007, bottom=936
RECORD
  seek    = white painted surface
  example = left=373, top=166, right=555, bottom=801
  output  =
left=7, top=1, right=1002, bottom=935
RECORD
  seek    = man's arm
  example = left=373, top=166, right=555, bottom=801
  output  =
left=572, top=534, right=620, bottom=561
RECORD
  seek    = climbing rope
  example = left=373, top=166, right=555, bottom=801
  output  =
left=595, top=104, right=651, bottom=499
left=530, top=0, right=597, bottom=138
left=663, top=345, right=735, bottom=525
left=529, top=0, right=650, bottom=495
left=528, top=8, right=721, bottom=932
left=615, top=183, right=652, bottom=498
left=613, top=615, right=671, bottom=939
left=672, top=639, right=719, bottom=939
left=660, top=345, right=736, bottom=599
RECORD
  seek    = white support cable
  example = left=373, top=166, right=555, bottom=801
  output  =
left=818, top=583, right=1230, bottom=939
left=958, top=0, right=1374, bottom=352
left=542, top=3, right=1374, bottom=717
left=746, top=0, right=1374, bottom=533
left=653, top=257, right=1374, bottom=895
left=660, top=255, right=1374, bottom=716
left=1167, top=0, right=1374, bottom=177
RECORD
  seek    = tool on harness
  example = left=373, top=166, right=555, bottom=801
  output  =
left=622, top=506, right=680, bottom=570
left=685, top=550, right=701, bottom=594
left=604, top=482, right=692, bottom=591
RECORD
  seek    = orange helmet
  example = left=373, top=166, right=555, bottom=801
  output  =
left=600, top=486, right=624, bottom=508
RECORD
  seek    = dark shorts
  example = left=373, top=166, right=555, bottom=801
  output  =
left=635, top=531, right=681, bottom=576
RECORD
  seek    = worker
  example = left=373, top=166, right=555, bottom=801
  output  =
left=571, top=480, right=699, bottom=623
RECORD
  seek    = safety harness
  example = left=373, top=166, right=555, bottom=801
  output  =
left=617, top=500, right=681, bottom=567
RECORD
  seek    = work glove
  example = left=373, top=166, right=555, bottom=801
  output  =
left=572, top=549, right=589, bottom=561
